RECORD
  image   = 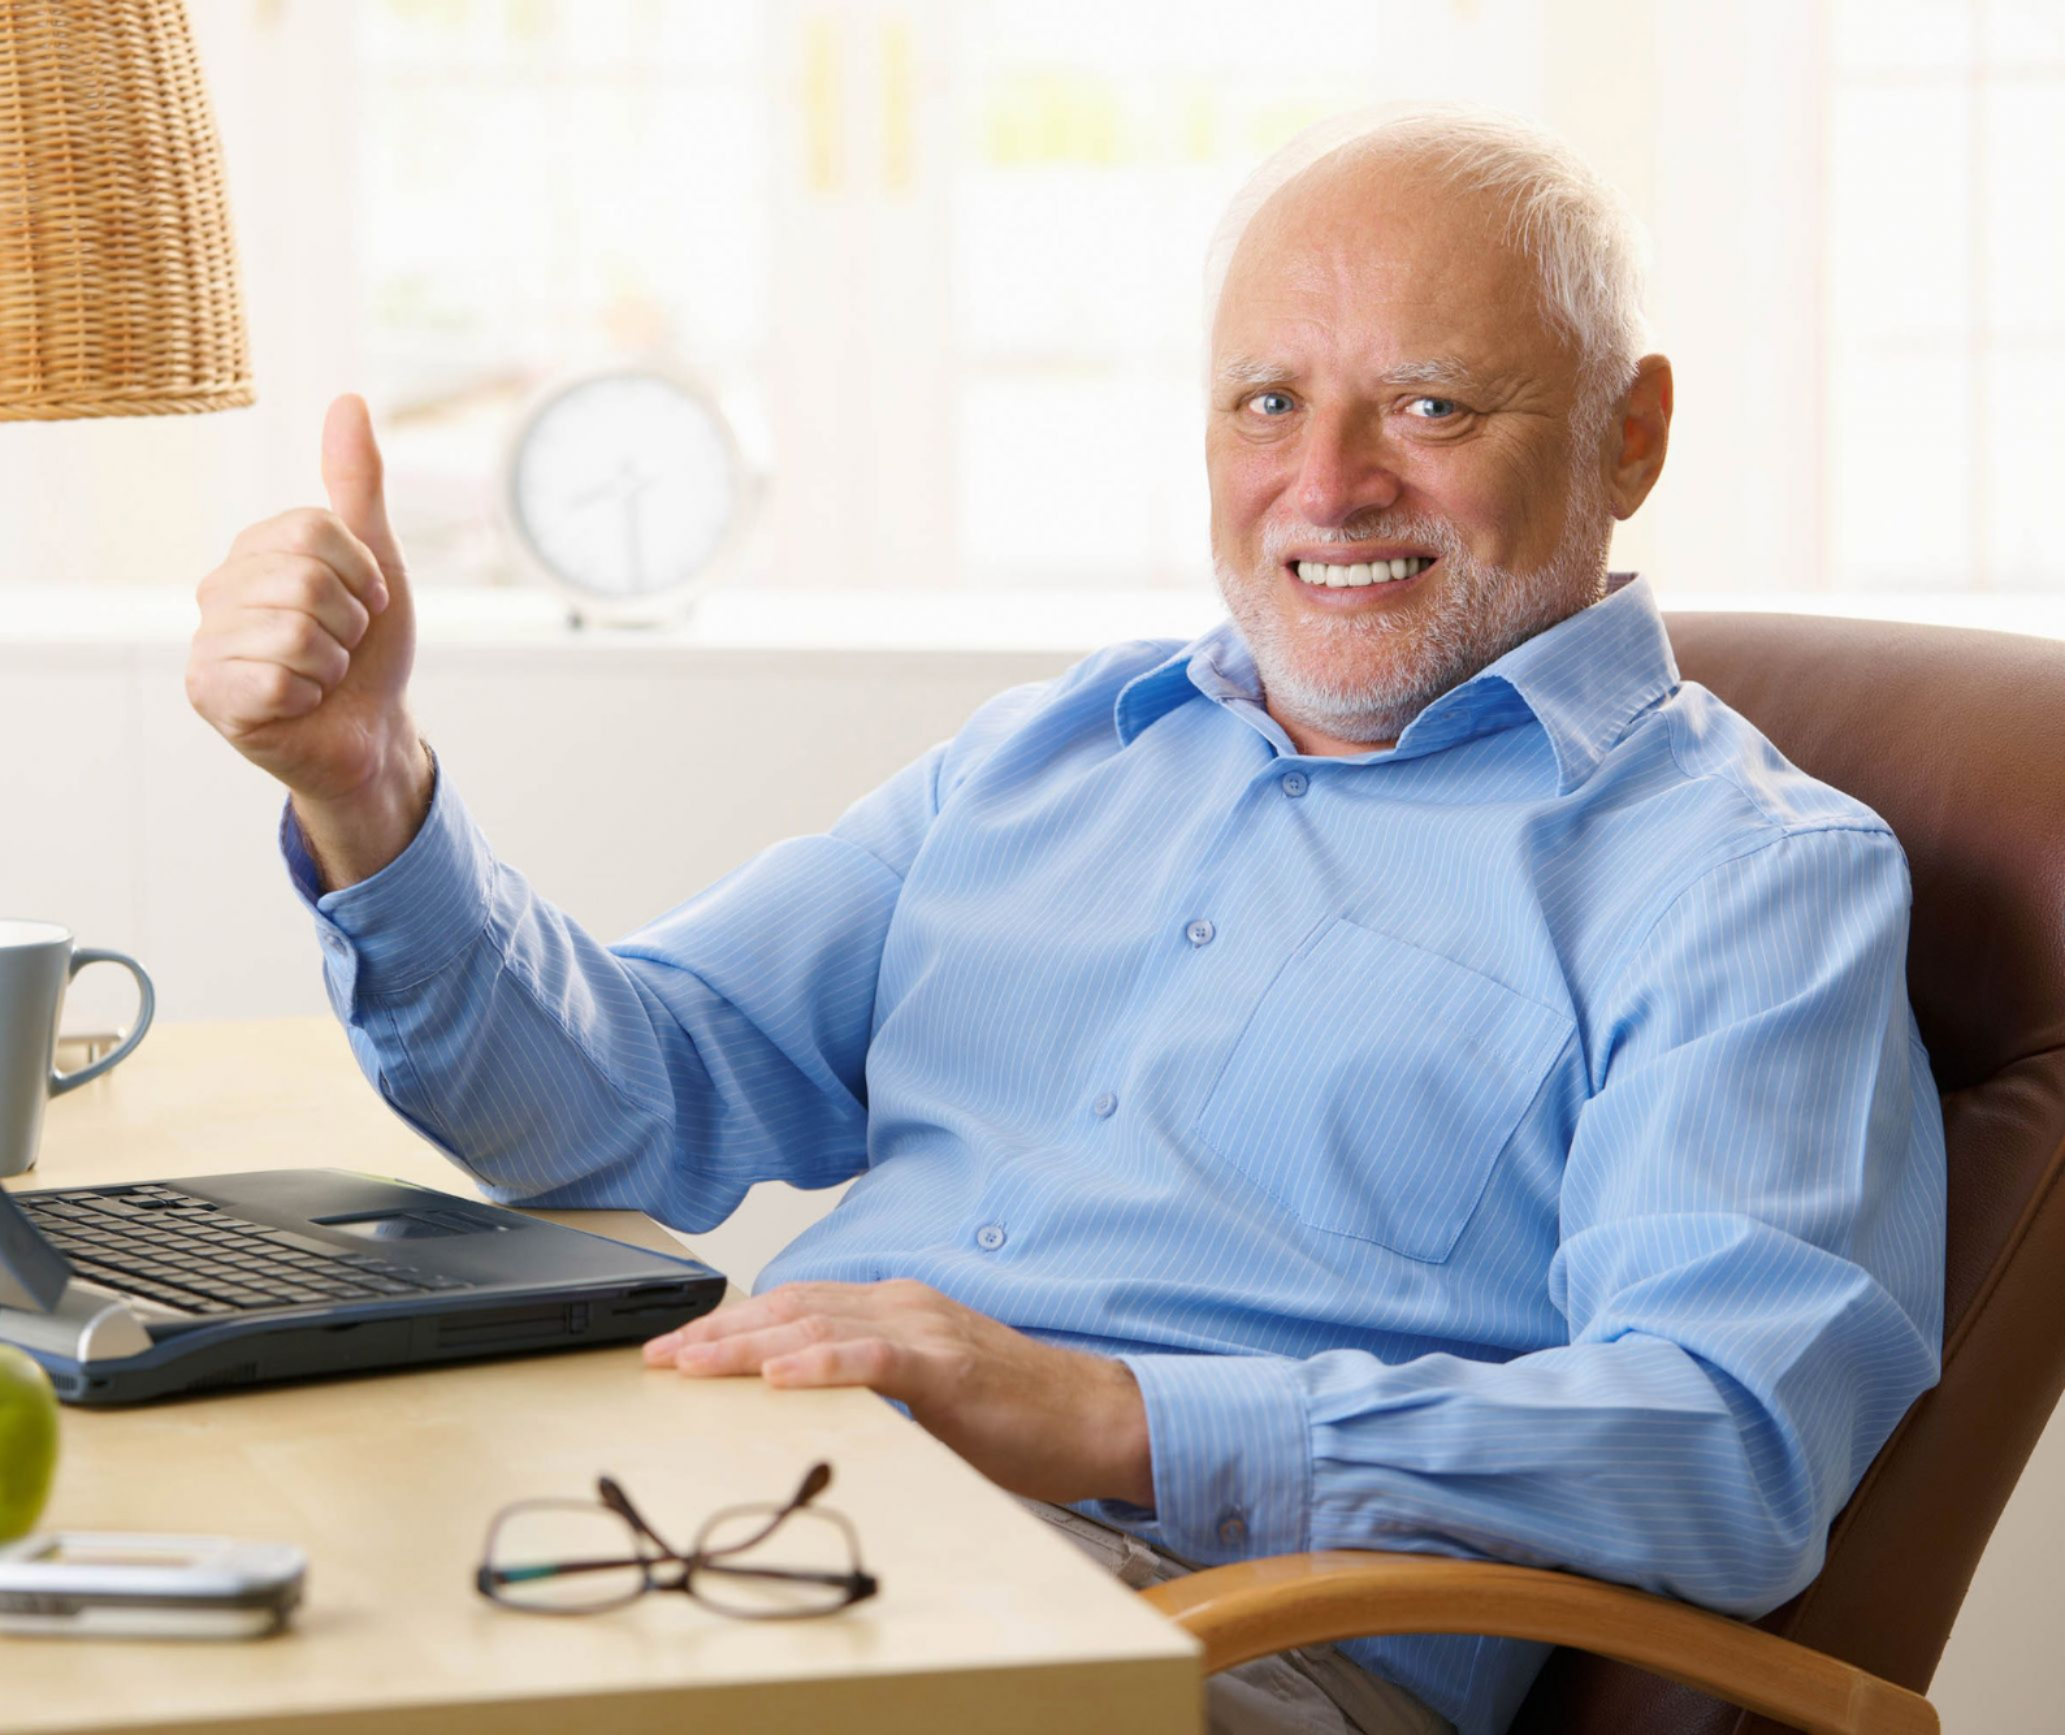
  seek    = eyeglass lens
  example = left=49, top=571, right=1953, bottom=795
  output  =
left=690, top=1503, right=862, bottom=1617
left=485, top=1501, right=650, bottom=1612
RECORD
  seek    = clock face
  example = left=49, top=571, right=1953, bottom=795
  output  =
left=507, top=370, right=745, bottom=602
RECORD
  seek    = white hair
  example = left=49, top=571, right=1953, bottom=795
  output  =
left=1202, top=103, right=1652, bottom=428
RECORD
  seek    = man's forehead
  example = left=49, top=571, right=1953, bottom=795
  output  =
left=1209, top=276, right=1539, bottom=395
left=1246, top=140, right=1508, bottom=265
left=1212, top=148, right=1566, bottom=378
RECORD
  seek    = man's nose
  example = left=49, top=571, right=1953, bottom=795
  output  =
left=1292, top=407, right=1401, bottom=527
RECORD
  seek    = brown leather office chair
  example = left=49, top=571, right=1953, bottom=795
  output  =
left=1143, top=613, right=2065, bottom=1735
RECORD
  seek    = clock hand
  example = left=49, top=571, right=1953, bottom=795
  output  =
left=568, top=475, right=631, bottom=510
left=569, top=457, right=664, bottom=511
left=624, top=487, right=645, bottom=591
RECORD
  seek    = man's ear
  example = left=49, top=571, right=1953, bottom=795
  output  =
left=1604, top=354, right=1673, bottom=522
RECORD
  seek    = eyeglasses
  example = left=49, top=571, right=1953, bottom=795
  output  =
left=475, top=1461, right=878, bottom=1619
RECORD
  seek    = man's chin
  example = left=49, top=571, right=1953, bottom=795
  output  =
left=1257, top=667, right=1442, bottom=746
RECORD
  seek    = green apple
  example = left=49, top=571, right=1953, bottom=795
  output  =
left=0, top=1344, right=59, bottom=1541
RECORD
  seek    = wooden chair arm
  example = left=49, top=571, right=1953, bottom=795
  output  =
left=1138, top=1551, right=1936, bottom=1735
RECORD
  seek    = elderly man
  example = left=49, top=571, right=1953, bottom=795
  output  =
left=185, top=108, right=1943, bottom=1735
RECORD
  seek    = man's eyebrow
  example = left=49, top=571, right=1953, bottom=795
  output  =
left=1378, top=356, right=1481, bottom=389
left=1214, top=357, right=1296, bottom=391
left=1212, top=355, right=1485, bottom=392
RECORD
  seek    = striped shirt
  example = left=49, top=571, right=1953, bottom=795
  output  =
left=285, top=573, right=1945, bottom=1735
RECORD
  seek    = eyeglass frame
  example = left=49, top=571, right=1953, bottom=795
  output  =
left=474, top=1460, right=879, bottom=1619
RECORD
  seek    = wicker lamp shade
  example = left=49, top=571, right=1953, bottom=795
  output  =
left=0, top=0, right=254, bottom=420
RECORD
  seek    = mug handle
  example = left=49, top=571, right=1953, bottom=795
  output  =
left=49, top=949, right=157, bottom=1097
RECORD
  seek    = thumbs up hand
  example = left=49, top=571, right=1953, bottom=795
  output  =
left=187, top=394, right=435, bottom=889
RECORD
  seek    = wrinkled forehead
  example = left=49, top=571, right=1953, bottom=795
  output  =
left=1211, top=147, right=1574, bottom=384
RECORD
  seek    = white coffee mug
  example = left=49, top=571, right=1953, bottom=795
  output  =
left=0, top=921, right=155, bottom=1179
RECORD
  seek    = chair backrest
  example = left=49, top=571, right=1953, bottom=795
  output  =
left=1511, top=612, right=2065, bottom=1735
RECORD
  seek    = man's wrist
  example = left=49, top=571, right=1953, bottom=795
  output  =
left=1099, top=1357, right=1156, bottom=1510
left=292, top=736, right=436, bottom=894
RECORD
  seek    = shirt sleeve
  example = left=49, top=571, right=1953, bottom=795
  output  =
left=282, top=741, right=947, bottom=1232
left=1108, top=824, right=1947, bottom=1619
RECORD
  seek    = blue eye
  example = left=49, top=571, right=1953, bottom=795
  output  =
left=1407, top=396, right=1460, bottom=420
left=1248, top=391, right=1295, bottom=417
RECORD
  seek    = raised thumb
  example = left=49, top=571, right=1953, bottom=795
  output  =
left=320, top=393, right=408, bottom=583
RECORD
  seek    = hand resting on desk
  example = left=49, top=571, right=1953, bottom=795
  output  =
left=644, top=1279, right=1155, bottom=1510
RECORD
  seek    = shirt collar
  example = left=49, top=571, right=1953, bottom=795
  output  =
left=1113, top=572, right=1680, bottom=795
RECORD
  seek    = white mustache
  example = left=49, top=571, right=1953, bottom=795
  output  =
left=1258, top=513, right=1470, bottom=566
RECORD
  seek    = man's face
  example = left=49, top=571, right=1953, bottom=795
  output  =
left=1206, top=150, right=1616, bottom=752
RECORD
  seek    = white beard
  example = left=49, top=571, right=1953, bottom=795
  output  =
left=1213, top=463, right=1616, bottom=746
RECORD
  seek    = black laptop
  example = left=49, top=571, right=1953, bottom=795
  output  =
left=0, top=1169, right=726, bottom=1406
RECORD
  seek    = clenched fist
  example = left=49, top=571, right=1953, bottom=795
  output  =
left=186, top=394, right=433, bottom=891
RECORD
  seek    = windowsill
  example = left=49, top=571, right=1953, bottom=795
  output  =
left=3, top=583, right=2063, bottom=654
left=0, top=585, right=1220, bottom=654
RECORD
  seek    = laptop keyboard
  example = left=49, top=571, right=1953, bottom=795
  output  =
left=16, top=1183, right=474, bottom=1315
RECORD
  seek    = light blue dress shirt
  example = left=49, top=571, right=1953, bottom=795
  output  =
left=284, top=575, right=1944, bottom=1735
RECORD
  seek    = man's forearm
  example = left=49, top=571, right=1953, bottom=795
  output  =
left=291, top=736, right=436, bottom=893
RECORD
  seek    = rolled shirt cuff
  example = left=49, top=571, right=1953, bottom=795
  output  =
left=279, top=748, right=495, bottom=1014
left=1106, top=1350, right=1312, bottom=1566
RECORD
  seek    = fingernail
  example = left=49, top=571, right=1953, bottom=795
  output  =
left=370, top=583, right=390, bottom=613
left=643, top=1332, right=680, bottom=1362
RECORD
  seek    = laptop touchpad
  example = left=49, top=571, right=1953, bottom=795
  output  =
left=312, top=1208, right=510, bottom=1241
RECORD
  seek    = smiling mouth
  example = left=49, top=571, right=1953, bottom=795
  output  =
left=1288, top=555, right=1437, bottom=590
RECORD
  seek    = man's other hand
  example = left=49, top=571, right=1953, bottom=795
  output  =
left=643, top=1280, right=1155, bottom=1510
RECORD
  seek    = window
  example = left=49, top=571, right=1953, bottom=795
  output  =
left=349, top=0, right=1559, bottom=594
left=319, top=1, right=2065, bottom=605
left=1824, top=0, right=2065, bottom=593
left=354, top=0, right=771, bottom=588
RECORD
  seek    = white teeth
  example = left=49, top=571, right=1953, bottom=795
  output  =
left=1295, top=557, right=1432, bottom=588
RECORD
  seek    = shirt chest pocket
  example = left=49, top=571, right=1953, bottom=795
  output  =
left=1194, top=916, right=1574, bottom=1264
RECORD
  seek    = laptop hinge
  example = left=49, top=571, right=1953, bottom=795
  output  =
left=0, top=1281, right=154, bottom=1363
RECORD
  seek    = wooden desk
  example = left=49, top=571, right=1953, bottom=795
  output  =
left=7, top=1019, right=1200, bottom=1734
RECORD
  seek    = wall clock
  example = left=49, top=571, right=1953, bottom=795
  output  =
left=499, top=362, right=759, bottom=625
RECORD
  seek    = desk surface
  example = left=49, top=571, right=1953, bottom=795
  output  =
left=6, top=1018, right=1199, bottom=1735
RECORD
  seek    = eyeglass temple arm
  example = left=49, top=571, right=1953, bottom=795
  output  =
left=590, top=1463, right=841, bottom=1569
left=693, top=1558, right=872, bottom=1589
left=597, top=1476, right=684, bottom=1558
left=685, top=1462, right=840, bottom=1563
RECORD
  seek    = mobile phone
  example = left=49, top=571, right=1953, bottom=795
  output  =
left=0, top=1532, right=305, bottom=1638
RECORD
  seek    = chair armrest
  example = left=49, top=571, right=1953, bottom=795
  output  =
left=1138, top=1551, right=1936, bottom=1735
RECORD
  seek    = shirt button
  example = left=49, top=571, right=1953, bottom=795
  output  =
left=1280, top=771, right=1309, bottom=798
left=1217, top=1512, right=1247, bottom=1547
left=320, top=931, right=346, bottom=955
left=975, top=1224, right=1006, bottom=1252
left=1184, top=919, right=1216, bottom=947
left=1092, top=1092, right=1117, bottom=1118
